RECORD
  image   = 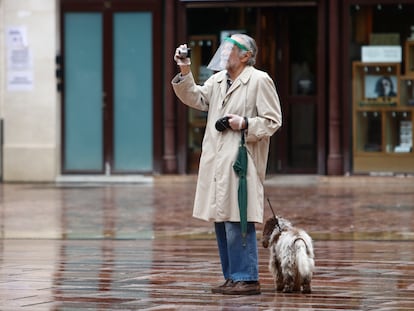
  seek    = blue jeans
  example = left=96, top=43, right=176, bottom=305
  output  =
left=214, top=222, right=259, bottom=282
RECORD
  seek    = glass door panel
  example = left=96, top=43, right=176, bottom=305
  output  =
left=113, top=12, right=153, bottom=172
left=64, top=13, right=103, bottom=171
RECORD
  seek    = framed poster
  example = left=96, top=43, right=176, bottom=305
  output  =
left=364, top=75, right=398, bottom=99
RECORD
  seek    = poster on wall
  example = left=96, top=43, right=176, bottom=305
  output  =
left=6, top=26, right=34, bottom=91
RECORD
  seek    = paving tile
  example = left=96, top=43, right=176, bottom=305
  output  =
left=0, top=175, right=414, bottom=309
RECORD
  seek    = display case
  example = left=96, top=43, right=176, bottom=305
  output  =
left=400, top=76, right=414, bottom=106
left=353, top=62, right=400, bottom=107
left=385, top=111, right=412, bottom=153
left=405, top=40, right=414, bottom=76
left=353, top=61, right=414, bottom=173
left=355, top=111, right=382, bottom=153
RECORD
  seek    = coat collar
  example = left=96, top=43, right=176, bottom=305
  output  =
left=217, top=66, right=254, bottom=102
left=216, top=66, right=253, bottom=85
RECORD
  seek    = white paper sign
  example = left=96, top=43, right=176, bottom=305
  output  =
left=7, top=71, right=34, bottom=91
left=6, top=26, right=34, bottom=91
left=361, top=46, right=402, bottom=63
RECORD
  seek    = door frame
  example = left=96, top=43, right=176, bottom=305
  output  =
left=60, top=0, right=163, bottom=174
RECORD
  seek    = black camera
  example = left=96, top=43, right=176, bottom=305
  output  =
left=215, top=116, right=230, bottom=132
left=177, top=47, right=191, bottom=59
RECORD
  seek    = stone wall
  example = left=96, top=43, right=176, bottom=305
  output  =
left=0, top=0, right=59, bottom=181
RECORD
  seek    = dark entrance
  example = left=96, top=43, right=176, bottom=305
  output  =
left=183, top=4, right=322, bottom=174
left=264, top=7, right=319, bottom=174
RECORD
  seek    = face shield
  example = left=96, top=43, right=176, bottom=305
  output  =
left=207, top=37, right=250, bottom=71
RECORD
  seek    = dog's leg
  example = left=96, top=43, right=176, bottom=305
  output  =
left=269, top=251, right=278, bottom=291
left=282, top=273, right=294, bottom=293
left=275, top=260, right=284, bottom=291
left=293, top=267, right=301, bottom=292
left=281, top=261, right=295, bottom=293
left=269, top=251, right=284, bottom=291
left=302, top=277, right=312, bottom=294
left=295, top=238, right=314, bottom=294
left=281, top=250, right=296, bottom=293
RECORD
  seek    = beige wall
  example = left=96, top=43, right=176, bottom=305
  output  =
left=0, top=0, right=60, bottom=181
left=0, top=1, right=4, bottom=179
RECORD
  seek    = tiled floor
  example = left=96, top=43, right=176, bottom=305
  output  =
left=1, top=175, right=414, bottom=310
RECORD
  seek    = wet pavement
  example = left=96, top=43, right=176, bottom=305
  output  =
left=1, top=175, right=414, bottom=310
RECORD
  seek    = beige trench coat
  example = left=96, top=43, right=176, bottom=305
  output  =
left=172, top=66, right=282, bottom=224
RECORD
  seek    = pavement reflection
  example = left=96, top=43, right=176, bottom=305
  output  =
left=0, top=175, right=413, bottom=310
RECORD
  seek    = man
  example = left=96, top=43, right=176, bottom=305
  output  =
left=171, top=34, right=282, bottom=295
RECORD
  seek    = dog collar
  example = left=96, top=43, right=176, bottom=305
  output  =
left=275, top=220, right=282, bottom=233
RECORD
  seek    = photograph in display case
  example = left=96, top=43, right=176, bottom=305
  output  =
left=394, top=120, right=413, bottom=153
left=364, top=75, right=398, bottom=99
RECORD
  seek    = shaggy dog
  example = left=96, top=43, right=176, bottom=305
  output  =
left=262, top=216, right=315, bottom=293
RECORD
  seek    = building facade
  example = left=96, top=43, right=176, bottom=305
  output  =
left=0, top=0, right=413, bottom=181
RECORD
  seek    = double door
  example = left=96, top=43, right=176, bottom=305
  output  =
left=61, top=1, right=161, bottom=174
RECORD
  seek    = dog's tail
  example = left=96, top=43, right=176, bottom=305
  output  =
left=295, top=239, right=314, bottom=278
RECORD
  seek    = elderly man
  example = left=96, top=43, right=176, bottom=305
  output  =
left=172, top=34, right=282, bottom=295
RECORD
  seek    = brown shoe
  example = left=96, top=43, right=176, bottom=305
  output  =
left=221, top=281, right=261, bottom=295
left=211, top=279, right=233, bottom=294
